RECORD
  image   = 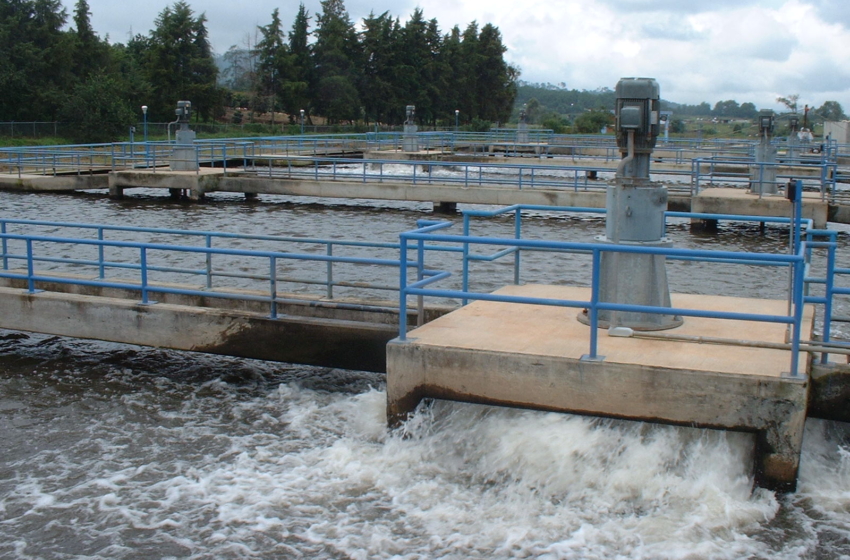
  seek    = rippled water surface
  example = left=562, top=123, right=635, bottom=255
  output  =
left=2, top=189, right=850, bottom=559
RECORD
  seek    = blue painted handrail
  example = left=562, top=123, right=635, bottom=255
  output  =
left=399, top=202, right=816, bottom=377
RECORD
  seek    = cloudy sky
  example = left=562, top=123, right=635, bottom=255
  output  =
left=74, top=0, right=850, bottom=111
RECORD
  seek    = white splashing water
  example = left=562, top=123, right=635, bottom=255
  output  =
left=5, top=366, right=850, bottom=560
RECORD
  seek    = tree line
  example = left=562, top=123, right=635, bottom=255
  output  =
left=223, top=2, right=518, bottom=128
left=0, top=0, right=518, bottom=143
left=516, top=82, right=847, bottom=133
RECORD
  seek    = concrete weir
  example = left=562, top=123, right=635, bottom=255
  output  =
left=387, top=285, right=814, bottom=492
left=0, top=285, right=398, bottom=373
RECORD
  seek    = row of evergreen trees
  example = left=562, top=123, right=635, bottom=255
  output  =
left=1, top=0, right=219, bottom=141
left=223, top=2, right=518, bottom=127
left=0, top=0, right=518, bottom=142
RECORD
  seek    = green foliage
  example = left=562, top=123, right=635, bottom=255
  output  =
left=142, top=2, right=221, bottom=121
left=515, top=83, right=615, bottom=117
left=317, top=75, right=360, bottom=122
left=776, top=94, right=800, bottom=113
left=816, top=101, right=846, bottom=121
left=0, top=0, right=72, bottom=120
left=670, top=118, right=685, bottom=134
left=0, top=0, right=518, bottom=139
left=466, top=118, right=491, bottom=132
left=574, top=110, right=613, bottom=134
left=312, top=0, right=362, bottom=123
left=540, top=113, right=569, bottom=134
left=60, top=73, right=135, bottom=143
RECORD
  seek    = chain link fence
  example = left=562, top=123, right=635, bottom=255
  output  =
left=0, top=122, right=62, bottom=138
left=0, top=121, right=456, bottom=141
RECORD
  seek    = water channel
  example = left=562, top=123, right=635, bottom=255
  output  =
left=1, top=187, right=850, bottom=559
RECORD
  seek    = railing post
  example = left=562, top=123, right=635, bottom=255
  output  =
left=326, top=243, right=333, bottom=299
left=462, top=216, right=471, bottom=306
left=1, top=221, right=7, bottom=270
left=26, top=238, right=36, bottom=293
left=514, top=208, right=522, bottom=284
left=417, top=236, right=425, bottom=327
left=399, top=235, right=408, bottom=341
left=270, top=257, right=278, bottom=319
left=140, top=247, right=150, bottom=304
left=790, top=254, right=804, bottom=377
left=588, top=248, right=602, bottom=360
left=98, top=227, right=105, bottom=278
left=206, top=235, right=213, bottom=289
left=821, top=237, right=837, bottom=364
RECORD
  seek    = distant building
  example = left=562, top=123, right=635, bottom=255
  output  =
left=823, top=121, right=850, bottom=143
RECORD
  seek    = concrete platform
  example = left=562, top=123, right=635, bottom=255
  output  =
left=692, top=187, right=828, bottom=228
left=387, top=285, right=814, bottom=491
left=0, top=284, right=397, bottom=372
left=363, top=150, right=450, bottom=161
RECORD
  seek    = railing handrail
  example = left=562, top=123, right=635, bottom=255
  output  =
left=398, top=205, right=813, bottom=377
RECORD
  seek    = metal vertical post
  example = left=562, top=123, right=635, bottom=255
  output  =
left=0, top=221, right=6, bottom=270
left=98, top=228, right=105, bottom=278
left=326, top=244, right=333, bottom=299
left=821, top=238, right=836, bottom=364
left=26, top=238, right=36, bottom=293
left=462, top=216, right=471, bottom=306
left=417, top=237, right=424, bottom=327
left=205, top=235, right=213, bottom=289
left=588, top=248, right=601, bottom=359
left=140, top=247, right=150, bottom=304
left=399, top=235, right=408, bottom=340
left=270, top=257, right=278, bottom=319
left=514, top=208, right=521, bottom=285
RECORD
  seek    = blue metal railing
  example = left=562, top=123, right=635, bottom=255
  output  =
left=4, top=131, right=840, bottom=176
left=254, top=156, right=613, bottom=192
left=803, top=228, right=850, bottom=364
left=0, top=219, right=421, bottom=308
left=0, top=233, right=412, bottom=318
left=690, top=156, right=837, bottom=199
left=398, top=199, right=819, bottom=377
left=1, top=199, right=846, bottom=378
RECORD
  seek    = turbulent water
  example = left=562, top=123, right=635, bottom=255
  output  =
left=2, top=188, right=850, bottom=559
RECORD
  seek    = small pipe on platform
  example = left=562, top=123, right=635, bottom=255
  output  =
left=615, top=129, right=635, bottom=178
left=609, top=326, right=850, bottom=355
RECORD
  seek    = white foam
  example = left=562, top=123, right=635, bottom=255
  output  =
left=0, top=374, right=846, bottom=558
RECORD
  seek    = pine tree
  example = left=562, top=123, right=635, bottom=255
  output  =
left=477, top=23, right=517, bottom=124
left=255, top=8, right=289, bottom=124
left=360, top=11, right=399, bottom=125
left=0, top=0, right=72, bottom=119
left=286, top=3, right=311, bottom=120
left=312, top=0, right=361, bottom=123
left=145, top=1, right=220, bottom=121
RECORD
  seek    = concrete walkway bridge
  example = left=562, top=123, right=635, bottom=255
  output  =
left=1, top=132, right=849, bottom=226
left=1, top=203, right=849, bottom=492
